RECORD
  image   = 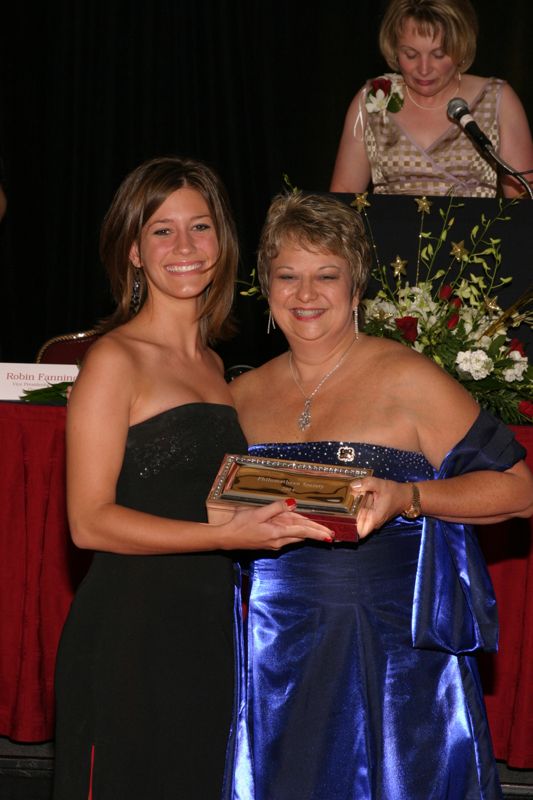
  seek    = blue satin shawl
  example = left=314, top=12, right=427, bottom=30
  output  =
left=413, top=409, right=526, bottom=654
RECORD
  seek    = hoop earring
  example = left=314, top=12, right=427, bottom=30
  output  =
left=353, top=307, right=359, bottom=340
left=130, top=268, right=142, bottom=314
left=267, top=310, right=276, bottom=334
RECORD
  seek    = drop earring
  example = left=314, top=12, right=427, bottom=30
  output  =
left=353, top=306, right=359, bottom=340
left=130, top=268, right=142, bottom=314
left=267, top=310, right=276, bottom=334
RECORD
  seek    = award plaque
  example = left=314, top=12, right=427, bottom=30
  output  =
left=206, top=454, right=373, bottom=542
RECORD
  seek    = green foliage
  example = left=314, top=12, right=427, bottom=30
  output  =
left=20, top=381, right=72, bottom=406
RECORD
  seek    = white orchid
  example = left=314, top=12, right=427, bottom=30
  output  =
left=366, top=90, right=391, bottom=114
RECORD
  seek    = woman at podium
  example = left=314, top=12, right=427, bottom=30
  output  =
left=330, top=0, right=533, bottom=197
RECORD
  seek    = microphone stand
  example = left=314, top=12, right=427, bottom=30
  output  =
left=448, top=98, right=533, bottom=198
left=485, top=146, right=533, bottom=199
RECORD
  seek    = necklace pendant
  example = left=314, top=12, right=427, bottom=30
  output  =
left=288, top=339, right=357, bottom=433
left=298, top=399, right=312, bottom=431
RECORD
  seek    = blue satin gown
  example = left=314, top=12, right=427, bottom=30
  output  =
left=225, top=411, right=525, bottom=800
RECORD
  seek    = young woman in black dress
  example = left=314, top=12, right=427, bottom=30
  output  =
left=52, top=156, right=331, bottom=799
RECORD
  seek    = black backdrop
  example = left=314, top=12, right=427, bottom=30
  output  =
left=1, top=1, right=532, bottom=368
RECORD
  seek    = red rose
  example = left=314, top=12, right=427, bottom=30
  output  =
left=447, top=313, right=460, bottom=330
left=395, top=316, right=418, bottom=342
left=509, top=338, right=526, bottom=356
left=450, top=297, right=462, bottom=309
left=439, top=284, right=453, bottom=300
left=518, top=400, right=533, bottom=418
left=371, top=78, right=392, bottom=96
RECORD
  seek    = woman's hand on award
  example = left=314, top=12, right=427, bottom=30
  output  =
left=220, top=498, right=334, bottom=551
left=352, top=477, right=415, bottom=538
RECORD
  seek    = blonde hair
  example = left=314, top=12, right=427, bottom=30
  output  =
left=257, top=192, right=371, bottom=300
left=99, top=156, right=239, bottom=343
left=379, top=0, right=478, bottom=72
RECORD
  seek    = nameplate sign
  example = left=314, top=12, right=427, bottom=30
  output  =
left=0, top=363, right=79, bottom=400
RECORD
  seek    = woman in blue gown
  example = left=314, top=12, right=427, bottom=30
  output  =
left=225, top=192, right=533, bottom=800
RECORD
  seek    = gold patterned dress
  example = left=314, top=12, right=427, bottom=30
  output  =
left=364, top=77, right=503, bottom=197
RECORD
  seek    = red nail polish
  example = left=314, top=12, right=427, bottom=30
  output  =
left=284, top=498, right=297, bottom=510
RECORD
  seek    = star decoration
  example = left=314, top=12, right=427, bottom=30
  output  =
left=484, top=296, right=502, bottom=314
left=390, top=255, right=408, bottom=277
left=351, top=192, right=371, bottom=212
left=375, top=309, right=394, bottom=322
left=450, top=240, right=469, bottom=260
left=414, top=196, right=432, bottom=214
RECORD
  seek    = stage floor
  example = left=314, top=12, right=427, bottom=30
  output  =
left=0, top=738, right=532, bottom=799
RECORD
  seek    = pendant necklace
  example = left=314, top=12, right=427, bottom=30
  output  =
left=289, top=338, right=356, bottom=431
left=405, top=74, right=461, bottom=110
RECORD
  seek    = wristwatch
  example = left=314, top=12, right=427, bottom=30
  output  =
left=402, top=483, right=421, bottom=519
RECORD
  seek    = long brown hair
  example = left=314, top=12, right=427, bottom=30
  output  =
left=98, top=155, right=239, bottom=343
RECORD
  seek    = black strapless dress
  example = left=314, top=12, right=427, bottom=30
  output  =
left=53, top=404, right=247, bottom=799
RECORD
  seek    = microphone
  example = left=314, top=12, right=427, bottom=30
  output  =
left=447, top=97, right=493, bottom=151
left=447, top=96, right=533, bottom=198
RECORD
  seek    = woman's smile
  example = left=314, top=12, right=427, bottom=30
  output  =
left=291, top=307, right=326, bottom=320
left=165, top=261, right=206, bottom=274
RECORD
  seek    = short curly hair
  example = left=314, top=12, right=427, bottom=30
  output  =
left=379, top=0, right=478, bottom=73
left=257, top=192, right=371, bottom=301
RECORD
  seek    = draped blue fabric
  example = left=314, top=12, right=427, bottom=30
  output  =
left=224, top=411, right=525, bottom=800
left=413, top=409, right=526, bottom=654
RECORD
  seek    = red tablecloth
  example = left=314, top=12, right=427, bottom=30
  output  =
left=0, top=402, right=91, bottom=742
left=0, top=402, right=531, bottom=765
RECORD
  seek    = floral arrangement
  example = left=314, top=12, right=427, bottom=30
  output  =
left=365, top=74, right=404, bottom=114
left=355, top=193, right=533, bottom=424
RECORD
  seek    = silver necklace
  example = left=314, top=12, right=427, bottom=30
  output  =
left=289, top=339, right=356, bottom=431
left=405, top=76, right=460, bottom=111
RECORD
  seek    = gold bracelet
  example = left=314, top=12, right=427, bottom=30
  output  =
left=402, top=483, right=421, bottom=519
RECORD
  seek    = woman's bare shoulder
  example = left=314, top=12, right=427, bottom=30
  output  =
left=229, top=356, right=284, bottom=403
left=362, top=334, right=424, bottom=364
left=343, top=84, right=368, bottom=118
left=462, top=73, right=490, bottom=87
left=370, top=335, right=479, bottom=438
left=78, top=328, right=137, bottom=373
left=69, top=328, right=142, bottom=412
left=461, top=74, right=504, bottom=101
left=363, top=335, right=477, bottom=406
